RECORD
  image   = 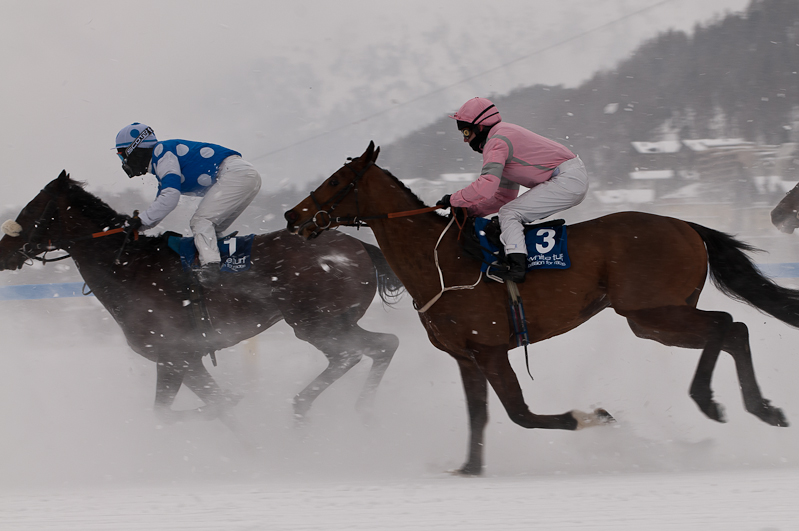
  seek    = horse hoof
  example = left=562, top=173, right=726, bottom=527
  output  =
left=595, top=408, right=616, bottom=423
left=757, top=401, right=789, bottom=427
left=573, top=408, right=615, bottom=430
left=219, top=390, right=245, bottom=407
left=449, top=465, right=483, bottom=477
left=293, top=412, right=310, bottom=428
left=706, top=402, right=727, bottom=423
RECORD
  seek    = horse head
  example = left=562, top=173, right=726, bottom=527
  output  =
left=0, top=170, right=126, bottom=270
left=771, top=183, right=799, bottom=234
left=285, top=141, right=381, bottom=239
left=0, top=170, right=73, bottom=270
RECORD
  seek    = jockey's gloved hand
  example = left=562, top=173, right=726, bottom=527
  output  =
left=436, top=194, right=452, bottom=209
left=123, top=212, right=142, bottom=235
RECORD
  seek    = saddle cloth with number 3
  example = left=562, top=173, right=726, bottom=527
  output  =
left=473, top=217, right=570, bottom=273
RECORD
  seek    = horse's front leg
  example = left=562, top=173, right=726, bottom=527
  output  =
left=153, top=355, right=190, bottom=424
left=181, top=355, right=254, bottom=447
left=153, top=353, right=236, bottom=423
left=468, top=342, right=607, bottom=431
left=182, top=355, right=244, bottom=416
left=453, top=355, right=488, bottom=476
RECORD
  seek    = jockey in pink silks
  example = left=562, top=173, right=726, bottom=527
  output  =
left=437, top=97, right=589, bottom=283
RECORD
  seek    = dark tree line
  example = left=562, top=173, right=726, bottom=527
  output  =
left=380, top=0, right=799, bottom=189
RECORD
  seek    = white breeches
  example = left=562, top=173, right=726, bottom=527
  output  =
left=498, top=156, right=588, bottom=255
left=190, top=156, right=262, bottom=265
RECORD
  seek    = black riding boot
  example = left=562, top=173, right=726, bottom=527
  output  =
left=506, top=253, right=528, bottom=283
left=195, top=262, right=224, bottom=287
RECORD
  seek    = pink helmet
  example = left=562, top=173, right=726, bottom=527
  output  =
left=449, top=97, right=502, bottom=127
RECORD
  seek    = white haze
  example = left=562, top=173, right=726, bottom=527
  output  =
left=3, top=270, right=799, bottom=528
left=0, top=0, right=750, bottom=209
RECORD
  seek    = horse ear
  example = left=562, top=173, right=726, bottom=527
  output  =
left=362, top=141, right=375, bottom=162
left=373, top=146, right=380, bottom=162
left=55, top=170, right=70, bottom=191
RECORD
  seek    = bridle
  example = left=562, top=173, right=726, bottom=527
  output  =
left=16, top=191, right=69, bottom=264
left=10, top=188, right=134, bottom=266
left=304, top=159, right=374, bottom=233
left=299, top=159, right=438, bottom=236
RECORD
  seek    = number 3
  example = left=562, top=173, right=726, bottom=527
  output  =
left=535, top=229, right=555, bottom=254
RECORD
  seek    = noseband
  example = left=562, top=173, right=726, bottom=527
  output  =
left=303, top=160, right=374, bottom=234
left=16, top=192, right=69, bottom=264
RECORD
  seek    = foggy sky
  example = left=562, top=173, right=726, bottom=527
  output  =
left=1, top=0, right=750, bottom=210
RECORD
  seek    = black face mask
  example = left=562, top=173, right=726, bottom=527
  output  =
left=120, top=147, right=154, bottom=178
left=468, top=127, right=491, bottom=153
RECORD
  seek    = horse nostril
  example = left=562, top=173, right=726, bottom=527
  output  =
left=284, top=210, right=298, bottom=223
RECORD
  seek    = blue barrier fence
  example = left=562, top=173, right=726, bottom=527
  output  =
left=0, top=282, right=92, bottom=301
left=2, top=264, right=799, bottom=301
left=757, top=263, right=799, bottom=279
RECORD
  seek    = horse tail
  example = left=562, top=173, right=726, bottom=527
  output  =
left=687, top=221, right=799, bottom=327
left=361, top=241, right=405, bottom=305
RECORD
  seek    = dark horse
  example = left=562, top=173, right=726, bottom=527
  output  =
left=285, top=142, right=799, bottom=475
left=771, top=182, right=799, bottom=233
left=0, top=170, right=403, bottom=426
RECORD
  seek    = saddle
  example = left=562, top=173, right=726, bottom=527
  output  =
left=160, top=231, right=255, bottom=367
left=461, top=216, right=570, bottom=279
left=164, top=231, right=255, bottom=272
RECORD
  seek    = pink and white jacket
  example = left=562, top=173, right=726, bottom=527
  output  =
left=450, top=122, right=576, bottom=217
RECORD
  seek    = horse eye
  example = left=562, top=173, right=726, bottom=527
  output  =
left=329, top=179, right=339, bottom=187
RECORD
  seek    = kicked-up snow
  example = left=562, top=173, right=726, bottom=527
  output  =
left=1, top=275, right=799, bottom=529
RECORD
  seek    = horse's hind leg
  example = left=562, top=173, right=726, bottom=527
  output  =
left=289, top=317, right=366, bottom=420
left=623, top=305, right=787, bottom=426
left=351, top=326, right=399, bottom=419
left=721, top=322, right=788, bottom=426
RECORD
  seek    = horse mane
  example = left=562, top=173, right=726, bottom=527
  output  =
left=56, top=177, right=160, bottom=246
left=379, top=166, right=448, bottom=217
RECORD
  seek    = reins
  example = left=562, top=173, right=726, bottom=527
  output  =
left=414, top=215, right=483, bottom=313
left=302, top=160, right=484, bottom=313
left=13, top=188, right=138, bottom=266
left=304, top=161, right=441, bottom=230
left=21, top=225, right=137, bottom=264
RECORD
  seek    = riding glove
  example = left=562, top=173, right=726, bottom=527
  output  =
left=436, top=194, right=452, bottom=209
left=123, top=213, right=142, bottom=235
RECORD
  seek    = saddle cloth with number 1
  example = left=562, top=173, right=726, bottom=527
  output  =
left=167, top=233, right=255, bottom=272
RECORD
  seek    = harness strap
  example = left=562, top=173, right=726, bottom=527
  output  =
left=92, top=227, right=125, bottom=238
left=415, top=215, right=483, bottom=314
left=386, top=206, right=440, bottom=219
left=506, top=280, right=533, bottom=380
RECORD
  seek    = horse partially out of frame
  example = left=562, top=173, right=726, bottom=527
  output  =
left=771, top=182, right=799, bottom=233
left=0, top=170, right=403, bottom=428
left=284, top=142, right=799, bottom=475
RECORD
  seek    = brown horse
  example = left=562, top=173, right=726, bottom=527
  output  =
left=284, top=141, right=799, bottom=475
left=0, top=170, right=403, bottom=427
left=771, top=182, right=799, bottom=233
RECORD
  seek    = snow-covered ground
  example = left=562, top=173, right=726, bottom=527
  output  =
left=2, top=266, right=799, bottom=529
